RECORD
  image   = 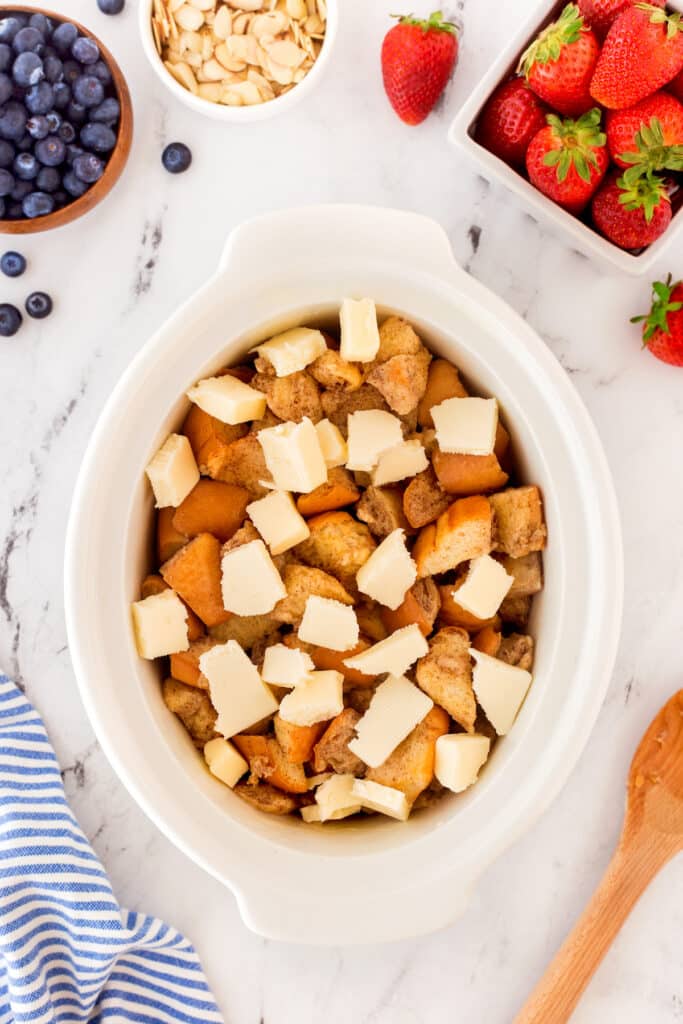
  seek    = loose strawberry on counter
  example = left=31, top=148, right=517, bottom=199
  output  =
left=631, top=273, right=683, bottom=365
left=381, top=10, right=459, bottom=126
left=526, top=108, right=609, bottom=212
left=519, top=3, right=599, bottom=117
left=590, top=3, right=683, bottom=109
left=477, top=78, right=548, bottom=167
left=577, top=0, right=665, bottom=38
left=591, top=169, right=672, bottom=246
left=605, top=91, right=683, bottom=168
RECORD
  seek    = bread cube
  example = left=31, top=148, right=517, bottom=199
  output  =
left=296, top=468, right=360, bottom=517
left=172, top=479, right=249, bottom=542
left=366, top=706, right=449, bottom=806
left=416, top=626, right=476, bottom=732
left=231, top=734, right=309, bottom=793
left=366, top=350, right=431, bottom=415
left=417, top=358, right=469, bottom=427
left=161, top=532, right=231, bottom=627
left=312, top=708, right=365, bottom=774
left=295, top=511, right=376, bottom=592
left=490, top=485, right=547, bottom=558
left=413, top=495, right=493, bottom=578
left=403, top=467, right=451, bottom=529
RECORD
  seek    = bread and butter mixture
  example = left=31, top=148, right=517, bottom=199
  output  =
left=132, top=301, right=547, bottom=823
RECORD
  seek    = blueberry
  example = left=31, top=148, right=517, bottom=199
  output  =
left=73, top=151, right=103, bottom=183
left=0, top=71, right=12, bottom=105
left=26, top=114, right=49, bottom=139
left=15, top=133, right=32, bottom=152
left=71, top=36, right=99, bottom=65
left=35, top=136, right=65, bottom=166
left=0, top=43, right=11, bottom=72
left=72, top=75, right=104, bottom=108
left=12, top=52, right=43, bottom=88
left=43, top=54, right=63, bottom=83
left=0, top=250, right=26, bottom=277
left=0, top=139, right=13, bottom=166
left=13, top=152, right=38, bottom=180
left=67, top=101, right=86, bottom=124
left=162, top=142, right=192, bottom=175
left=91, top=96, right=119, bottom=124
left=52, top=22, right=78, bottom=54
left=0, top=102, right=26, bottom=141
left=25, top=291, right=52, bottom=319
left=66, top=143, right=83, bottom=164
left=22, top=190, right=53, bottom=218
left=63, top=169, right=87, bottom=197
left=29, top=14, right=52, bottom=37
left=36, top=165, right=59, bottom=192
left=62, top=60, right=80, bottom=86
left=0, top=303, right=22, bottom=336
left=13, top=27, right=44, bottom=54
left=97, top=0, right=126, bottom=13
left=90, top=60, right=112, bottom=86
left=10, top=178, right=32, bottom=200
left=52, top=81, right=70, bottom=109
left=57, top=120, right=75, bottom=143
left=0, top=168, right=13, bottom=195
left=80, top=121, right=115, bottom=152
left=0, top=18, right=23, bottom=46
left=45, top=110, right=61, bottom=133
left=26, top=81, right=53, bottom=115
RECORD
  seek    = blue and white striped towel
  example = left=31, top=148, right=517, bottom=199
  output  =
left=0, top=675, right=223, bottom=1024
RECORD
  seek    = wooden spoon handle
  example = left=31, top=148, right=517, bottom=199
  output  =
left=515, top=836, right=673, bottom=1024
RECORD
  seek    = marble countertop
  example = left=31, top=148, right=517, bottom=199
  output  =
left=1, top=0, right=682, bottom=1020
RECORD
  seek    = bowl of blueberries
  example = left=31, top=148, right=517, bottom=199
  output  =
left=0, top=6, right=132, bottom=232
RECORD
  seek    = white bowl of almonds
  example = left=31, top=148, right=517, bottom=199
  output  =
left=141, top=0, right=334, bottom=119
left=65, top=206, right=623, bottom=944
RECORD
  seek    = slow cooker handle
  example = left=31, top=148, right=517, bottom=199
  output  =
left=218, top=204, right=464, bottom=286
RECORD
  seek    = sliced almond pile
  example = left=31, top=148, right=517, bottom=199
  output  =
left=152, top=0, right=327, bottom=106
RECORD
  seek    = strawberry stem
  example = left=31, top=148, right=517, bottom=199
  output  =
left=618, top=117, right=683, bottom=175
left=616, top=168, right=669, bottom=223
left=393, top=10, right=458, bottom=33
left=518, top=3, right=585, bottom=76
left=634, top=2, right=683, bottom=37
left=630, top=273, right=683, bottom=342
left=542, top=108, right=606, bottom=183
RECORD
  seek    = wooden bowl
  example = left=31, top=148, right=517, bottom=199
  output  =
left=0, top=6, right=133, bottom=234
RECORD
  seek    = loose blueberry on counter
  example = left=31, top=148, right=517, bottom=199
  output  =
left=25, top=291, right=52, bottom=319
left=1, top=250, right=26, bottom=277
left=97, top=0, right=126, bottom=13
left=0, top=303, right=22, bottom=336
left=162, top=142, right=192, bottom=174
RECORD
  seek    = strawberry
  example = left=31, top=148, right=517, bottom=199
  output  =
left=591, top=169, right=672, bottom=247
left=525, top=108, right=608, bottom=213
left=669, top=66, right=683, bottom=102
left=590, top=3, right=683, bottom=110
left=519, top=3, right=600, bottom=117
left=630, top=274, right=683, bottom=365
left=381, top=10, right=458, bottom=126
left=605, top=91, right=683, bottom=168
left=577, top=0, right=664, bottom=38
left=477, top=78, right=548, bottom=167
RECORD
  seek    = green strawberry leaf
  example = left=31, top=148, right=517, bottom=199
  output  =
left=543, top=108, right=605, bottom=184
left=518, top=3, right=585, bottom=75
left=630, top=274, right=683, bottom=342
left=634, top=3, right=683, bottom=36
left=616, top=168, right=669, bottom=223
left=618, top=118, right=683, bottom=174
left=394, top=10, right=458, bottom=32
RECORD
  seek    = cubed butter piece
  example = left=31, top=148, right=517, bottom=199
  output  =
left=344, top=624, right=428, bottom=679
left=131, top=589, right=189, bottom=660
left=372, top=439, right=429, bottom=487
left=432, top=396, right=498, bottom=455
left=199, top=640, right=279, bottom=738
left=253, top=327, right=327, bottom=376
left=221, top=539, right=286, bottom=615
left=145, top=433, right=199, bottom=509
left=471, top=648, right=532, bottom=736
left=258, top=417, right=328, bottom=494
left=298, top=595, right=359, bottom=652
left=339, top=297, right=380, bottom=363
left=346, top=410, right=403, bottom=472
left=247, top=490, right=310, bottom=555
left=356, top=529, right=416, bottom=611
left=315, top=773, right=362, bottom=821
left=278, top=670, right=344, bottom=727
left=454, top=555, right=513, bottom=620
left=348, top=673, right=433, bottom=768
left=435, top=733, right=491, bottom=793
left=351, top=778, right=410, bottom=821
left=261, top=643, right=315, bottom=688
left=204, top=737, right=249, bottom=789
left=187, top=374, right=266, bottom=425
left=315, top=418, right=348, bottom=469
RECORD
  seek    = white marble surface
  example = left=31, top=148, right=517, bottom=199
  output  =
left=1, top=0, right=682, bottom=1019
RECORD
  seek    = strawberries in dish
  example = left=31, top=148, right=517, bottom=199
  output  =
left=526, top=108, right=609, bottom=212
left=381, top=10, right=459, bottom=126
left=519, top=3, right=600, bottom=117
left=631, top=273, right=683, bottom=365
left=477, top=78, right=548, bottom=167
left=577, top=0, right=664, bottom=38
left=606, top=91, right=683, bottom=168
left=591, top=169, right=672, bottom=247
left=591, top=3, right=683, bottom=110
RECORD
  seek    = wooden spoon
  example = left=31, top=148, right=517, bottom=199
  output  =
left=515, top=690, right=683, bottom=1024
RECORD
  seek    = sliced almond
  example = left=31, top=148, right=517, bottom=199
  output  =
left=184, top=50, right=202, bottom=67
left=164, top=59, right=199, bottom=93
left=189, top=0, right=216, bottom=8
left=266, top=38, right=306, bottom=67
left=232, top=11, right=250, bottom=32
left=227, top=79, right=263, bottom=104
left=247, top=67, right=275, bottom=99
left=316, top=0, right=326, bottom=19
left=179, top=28, right=203, bottom=52
left=221, top=88, right=244, bottom=105
left=227, top=33, right=260, bottom=62
left=286, top=0, right=307, bottom=17
left=169, top=0, right=186, bottom=10
left=202, top=56, right=234, bottom=79
left=264, top=55, right=294, bottom=84
left=293, top=66, right=307, bottom=83
left=213, top=4, right=233, bottom=37
left=304, top=13, right=322, bottom=33
left=227, top=0, right=263, bottom=9
left=305, top=0, right=316, bottom=14
left=215, top=40, right=250, bottom=69
left=198, top=81, right=224, bottom=100
left=200, top=29, right=214, bottom=58
left=250, top=10, right=288, bottom=36
left=174, top=4, right=205, bottom=30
